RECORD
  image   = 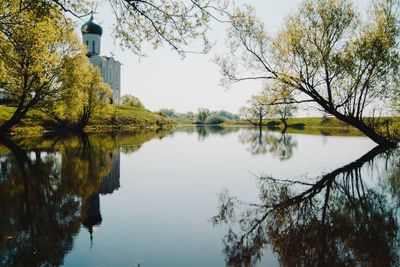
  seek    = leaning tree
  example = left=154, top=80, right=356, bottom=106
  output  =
left=216, top=0, right=400, bottom=147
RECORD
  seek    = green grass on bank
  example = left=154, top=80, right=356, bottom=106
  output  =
left=177, top=116, right=400, bottom=138
left=1, top=105, right=399, bottom=138
left=222, top=116, right=400, bottom=128
left=287, top=117, right=400, bottom=139
left=0, top=105, right=174, bottom=135
left=87, top=105, right=174, bottom=132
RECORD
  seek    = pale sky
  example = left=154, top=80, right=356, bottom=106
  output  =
left=73, top=0, right=368, bottom=114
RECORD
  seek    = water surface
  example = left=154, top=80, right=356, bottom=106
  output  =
left=0, top=126, right=398, bottom=266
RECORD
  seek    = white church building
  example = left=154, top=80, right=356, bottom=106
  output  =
left=81, top=15, right=121, bottom=104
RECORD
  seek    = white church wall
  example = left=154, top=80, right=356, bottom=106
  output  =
left=82, top=33, right=101, bottom=56
left=89, top=55, right=121, bottom=104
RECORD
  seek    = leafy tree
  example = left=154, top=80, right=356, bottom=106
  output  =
left=239, top=95, right=270, bottom=126
left=122, top=94, right=144, bottom=108
left=205, top=116, right=225, bottom=124
left=158, top=109, right=238, bottom=121
left=0, top=2, right=81, bottom=134
left=158, top=108, right=177, bottom=118
left=210, top=110, right=240, bottom=120
left=75, top=67, right=111, bottom=130
left=181, top=111, right=196, bottom=121
left=197, top=108, right=210, bottom=124
left=41, top=53, right=111, bottom=130
left=259, top=83, right=297, bottom=130
left=217, top=0, right=400, bottom=146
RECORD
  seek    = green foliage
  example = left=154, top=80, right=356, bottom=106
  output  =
left=197, top=108, right=210, bottom=124
left=210, top=110, right=240, bottom=120
left=217, top=0, right=400, bottom=145
left=205, top=116, right=225, bottom=124
left=0, top=1, right=113, bottom=132
left=158, top=108, right=177, bottom=117
left=0, top=1, right=82, bottom=133
left=87, top=105, right=174, bottom=132
left=258, top=83, right=297, bottom=126
left=0, top=105, right=174, bottom=135
left=158, top=108, right=238, bottom=122
left=239, top=95, right=271, bottom=126
left=122, top=94, right=144, bottom=108
left=44, top=53, right=112, bottom=129
left=0, top=0, right=231, bottom=134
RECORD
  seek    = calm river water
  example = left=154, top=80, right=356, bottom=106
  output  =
left=0, top=126, right=399, bottom=266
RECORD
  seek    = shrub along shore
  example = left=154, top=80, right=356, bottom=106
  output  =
left=0, top=105, right=175, bottom=136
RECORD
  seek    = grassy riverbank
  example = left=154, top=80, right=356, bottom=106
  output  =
left=177, top=116, right=400, bottom=138
left=0, top=105, right=174, bottom=136
left=221, top=116, right=396, bottom=127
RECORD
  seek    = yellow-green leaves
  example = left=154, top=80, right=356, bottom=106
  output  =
left=217, top=0, right=400, bottom=144
left=0, top=0, right=108, bottom=132
left=0, top=2, right=80, bottom=102
left=50, top=52, right=111, bottom=128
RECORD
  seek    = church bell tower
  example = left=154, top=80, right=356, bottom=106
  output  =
left=81, top=14, right=122, bottom=105
left=81, top=14, right=103, bottom=57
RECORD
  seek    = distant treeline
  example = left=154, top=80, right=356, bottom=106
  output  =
left=158, top=108, right=240, bottom=121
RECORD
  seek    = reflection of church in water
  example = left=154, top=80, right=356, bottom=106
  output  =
left=82, top=149, right=121, bottom=241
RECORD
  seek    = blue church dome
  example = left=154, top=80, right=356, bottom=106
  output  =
left=81, top=14, right=103, bottom=36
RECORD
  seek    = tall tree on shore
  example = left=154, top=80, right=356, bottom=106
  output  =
left=0, top=2, right=82, bottom=134
left=216, top=0, right=400, bottom=146
left=42, top=53, right=111, bottom=131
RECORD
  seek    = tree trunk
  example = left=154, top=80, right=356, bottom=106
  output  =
left=0, top=109, right=27, bottom=135
left=333, top=112, right=396, bottom=148
left=281, top=118, right=288, bottom=133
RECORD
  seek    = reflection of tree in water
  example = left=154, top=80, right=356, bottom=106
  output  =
left=0, top=138, right=82, bottom=266
left=212, top=146, right=400, bottom=266
left=0, top=134, right=118, bottom=266
left=176, top=125, right=242, bottom=141
left=0, top=129, right=168, bottom=265
left=388, top=150, right=400, bottom=202
left=118, top=129, right=170, bottom=154
left=238, top=128, right=297, bottom=160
